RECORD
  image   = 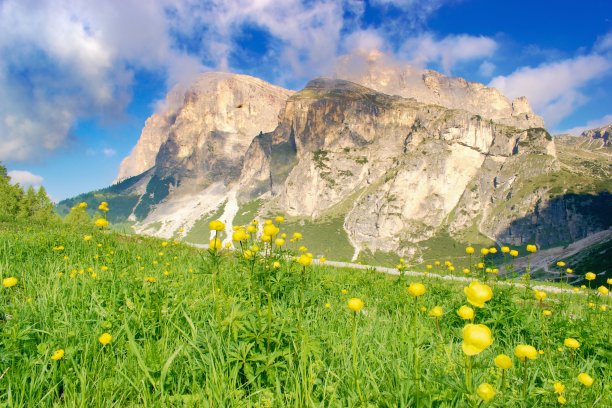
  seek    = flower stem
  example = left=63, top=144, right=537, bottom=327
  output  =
left=413, top=297, right=420, bottom=406
left=352, top=311, right=364, bottom=405
left=522, top=360, right=529, bottom=399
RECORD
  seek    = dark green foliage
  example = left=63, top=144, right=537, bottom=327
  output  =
left=0, top=162, right=56, bottom=223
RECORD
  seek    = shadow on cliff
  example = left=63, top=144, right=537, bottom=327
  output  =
left=497, top=191, right=612, bottom=284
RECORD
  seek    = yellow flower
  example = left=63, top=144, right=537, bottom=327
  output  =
left=462, top=268, right=470, bottom=274
left=145, top=277, right=156, bottom=283
left=101, top=266, right=108, bottom=271
left=407, top=283, right=426, bottom=297
left=600, top=305, right=607, bottom=312
left=563, top=338, right=580, bottom=349
left=261, top=234, right=271, bottom=243
left=209, top=238, right=222, bottom=251
left=534, top=290, right=547, bottom=301
left=161, top=241, right=168, bottom=247
left=246, top=225, right=257, bottom=233
left=501, top=246, right=510, bottom=253
left=434, top=261, right=440, bottom=266
left=208, top=220, right=225, bottom=231
left=325, top=303, right=331, bottom=308
left=566, top=268, right=573, bottom=274
left=95, top=218, right=109, bottom=228
left=457, top=305, right=475, bottom=320
left=556, top=261, right=565, bottom=267
left=348, top=298, right=364, bottom=312
left=465, top=246, right=475, bottom=254
left=514, top=344, right=538, bottom=361
left=597, top=286, right=608, bottom=295
left=2, top=277, right=18, bottom=288
left=83, top=235, right=92, bottom=241
left=275, top=215, right=285, bottom=223
left=426, top=264, right=432, bottom=270
left=461, top=324, right=493, bottom=356
left=78, top=202, right=88, bottom=209
left=510, top=250, right=519, bottom=257
left=494, top=354, right=512, bottom=369
left=477, top=262, right=485, bottom=269
left=526, top=244, right=537, bottom=253
left=298, top=245, right=307, bottom=252
left=51, top=349, right=65, bottom=361
left=263, top=224, right=279, bottom=237
left=275, top=238, right=285, bottom=247
left=557, top=395, right=566, bottom=405
left=272, top=261, right=281, bottom=269
left=476, top=383, right=496, bottom=401
left=298, top=254, right=312, bottom=267
left=480, top=248, right=489, bottom=256
left=464, top=281, right=493, bottom=308
left=607, top=278, right=612, bottom=285
left=553, top=382, right=565, bottom=394
left=341, top=289, right=348, bottom=295
left=543, top=310, right=552, bottom=316
left=243, top=250, right=254, bottom=260
left=292, top=232, right=303, bottom=241
left=585, top=272, right=596, bottom=281
left=489, top=247, right=497, bottom=254
left=577, top=373, right=593, bottom=387
left=319, top=257, right=327, bottom=263
left=99, top=333, right=112, bottom=346
left=428, top=306, right=443, bottom=317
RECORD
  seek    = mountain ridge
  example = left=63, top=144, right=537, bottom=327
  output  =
left=57, top=68, right=611, bottom=267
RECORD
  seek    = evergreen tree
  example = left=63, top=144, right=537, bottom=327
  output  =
left=0, top=163, right=23, bottom=219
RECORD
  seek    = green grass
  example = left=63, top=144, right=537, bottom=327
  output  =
left=183, top=202, right=227, bottom=244
left=0, top=220, right=610, bottom=407
left=279, top=215, right=355, bottom=261
left=233, top=199, right=263, bottom=227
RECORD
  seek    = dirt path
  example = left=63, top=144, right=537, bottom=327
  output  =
left=320, top=260, right=585, bottom=295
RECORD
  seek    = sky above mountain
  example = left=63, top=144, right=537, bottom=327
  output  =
left=1, top=0, right=611, bottom=200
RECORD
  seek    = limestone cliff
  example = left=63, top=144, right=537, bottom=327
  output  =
left=333, top=50, right=544, bottom=129
left=59, top=71, right=610, bottom=263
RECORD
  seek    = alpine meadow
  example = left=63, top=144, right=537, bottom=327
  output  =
left=1, top=0, right=612, bottom=407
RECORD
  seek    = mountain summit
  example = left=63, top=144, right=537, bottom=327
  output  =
left=58, top=67, right=611, bottom=264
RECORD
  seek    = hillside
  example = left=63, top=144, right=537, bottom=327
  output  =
left=0, top=220, right=610, bottom=406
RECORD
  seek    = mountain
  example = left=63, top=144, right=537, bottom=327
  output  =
left=57, top=67, right=612, bottom=267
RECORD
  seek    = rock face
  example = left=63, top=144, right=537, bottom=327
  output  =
left=59, top=69, right=610, bottom=261
left=581, top=124, right=611, bottom=147
left=116, top=73, right=293, bottom=182
left=333, top=50, right=544, bottom=129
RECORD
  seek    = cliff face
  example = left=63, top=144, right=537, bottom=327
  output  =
left=237, top=79, right=564, bottom=255
left=333, top=50, right=545, bottom=129
left=116, top=73, right=293, bottom=183
left=60, top=70, right=610, bottom=261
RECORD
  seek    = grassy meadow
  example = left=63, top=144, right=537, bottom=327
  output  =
left=0, top=218, right=610, bottom=407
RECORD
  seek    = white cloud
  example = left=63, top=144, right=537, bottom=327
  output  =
left=7, top=170, right=44, bottom=187
left=561, top=114, right=612, bottom=136
left=594, top=31, right=612, bottom=53
left=102, top=148, right=116, bottom=157
left=489, top=54, right=612, bottom=126
left=0, top=0, right=204, bottom=162
left=401, top=33, right=498, bottom=74
left=478, top=61, right=495, bottom=77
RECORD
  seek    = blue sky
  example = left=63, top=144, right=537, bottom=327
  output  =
left=1, top=0, right=611, bottom=201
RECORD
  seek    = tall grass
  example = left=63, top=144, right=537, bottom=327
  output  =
left=0, top=221, right=610, bottom=407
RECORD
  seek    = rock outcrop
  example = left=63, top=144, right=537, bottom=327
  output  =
left=333, top=50, right=544, bottom=129
left=59, top=69, right=610, bottom=262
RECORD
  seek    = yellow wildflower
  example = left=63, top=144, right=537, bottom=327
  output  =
left=51, top=349, right=65, bottom=361
left=347, top=298, right=364, bottom=313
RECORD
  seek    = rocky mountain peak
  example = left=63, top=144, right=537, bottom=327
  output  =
left=581, top=124, right=611, bottom=146
left=332, top=49, right=544, bottom=129
left=116, top=72, right=293, bottom=182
